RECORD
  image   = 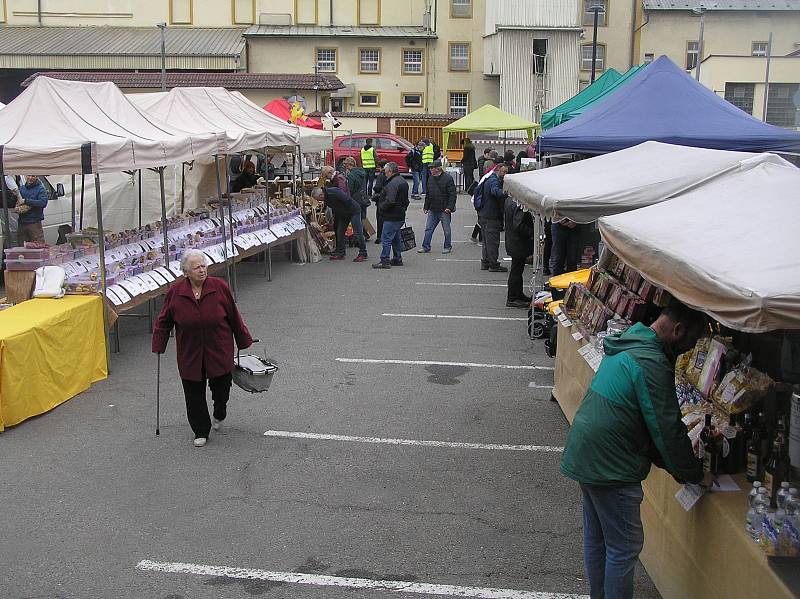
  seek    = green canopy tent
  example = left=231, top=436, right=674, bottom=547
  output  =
left=441, top=104, right=540, bottom=154
left=541, top=68, right=622, bottom=130
left=556, top=64, right=646, bottom=126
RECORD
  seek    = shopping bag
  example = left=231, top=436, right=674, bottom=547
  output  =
left=400, top=225, right=416, bottom=251
left=362, top=217, right=376, bottom=237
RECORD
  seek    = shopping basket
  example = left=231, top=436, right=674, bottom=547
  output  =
left=233, top=340, right=278, bottom=393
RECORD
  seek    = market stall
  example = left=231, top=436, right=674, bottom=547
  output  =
left=552, top=159, right=800, bottom=598
left=0, top=295, right=107, bottom=431
left=539, top=55, right=800, bottom=155
left=441, top=104, right=539, bottom=155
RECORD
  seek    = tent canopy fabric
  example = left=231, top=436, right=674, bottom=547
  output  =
left=559, top=64, right=646, bottom=124
left=263, top=99, right=324, bottom=130
left=129, top=87, right=299, bottom=153
left=599, top=160, right=800, bottom=333
left=540, top=55, right=800, bottom=154
left=503, top=141, right=791, bottom=223
left=442, top=104, right=539, bottom=153
left=0, top=76, right=222, bottom=174
left=232, top=92, right=331, bottom=153
left=541, top=68, right=622, bottom=130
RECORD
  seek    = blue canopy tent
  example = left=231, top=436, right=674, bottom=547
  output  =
left=540, top=55, right=800, bottom=155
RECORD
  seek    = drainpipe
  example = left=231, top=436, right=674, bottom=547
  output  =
left=330, top=0, right=334, bottom=25
left=37, top=0, right=43, bottom=26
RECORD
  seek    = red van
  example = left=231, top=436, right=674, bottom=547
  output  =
left=327, top=133, right=415, bottom=173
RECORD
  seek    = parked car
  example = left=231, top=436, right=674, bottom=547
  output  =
left=326, top=133, right=415, bottom=174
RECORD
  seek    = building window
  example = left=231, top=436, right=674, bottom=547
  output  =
left=316, top=48, right=337, bottom=73
left=449, top=91, right=469, bottom=116
left=451, top=0, right=472, bottom=18
left=359, top=92, right=380, bottom=107
left=402, top=49, right=424, bottom=75
left=359, top=48, right=381, bottom=74
left=686, top=41, right=699, bottom=70
left=766, top=83, right=800, bottom=128
left=581, top=44, right=605, bottom=72
left=402, top=93, right=424, bottom=107
left=449, top=42, right=471, bottom=71
left=582, top=0, right=607, bottom=27
left=358, top=0, right=380, bottom=25
left=644, top=53, right=654, bottom=64
left=232, top=0, right=255, bottom=24
left=724, top=83, right=755, bottom=115
left=752, top=42, right=769, bottom=57
left=169, top=0, right=192, bottom=24
left=296, top=0, right=318, bottom=24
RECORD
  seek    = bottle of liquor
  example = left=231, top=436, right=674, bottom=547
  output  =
left=700, top=414, right=718, bottom=474
left=722, top=413, right=741, bottom=474
left=746, top=424, right=763, bottom=482
left=740, top=412, right=754, bottom=471
left=764, top=437, right=787, bottom=508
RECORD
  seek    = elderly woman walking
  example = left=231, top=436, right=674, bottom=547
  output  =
left=152, top=249, right=253, bottom=447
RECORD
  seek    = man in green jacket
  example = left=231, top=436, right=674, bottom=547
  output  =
left=560, top=301, right=712, bottom=599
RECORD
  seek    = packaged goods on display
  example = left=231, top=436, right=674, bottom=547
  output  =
left=3, top=185, right=305, bottom=306
left=560, top=251, right=799, bottom=559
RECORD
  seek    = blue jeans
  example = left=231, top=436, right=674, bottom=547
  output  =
left=366, top=169, right=376, bottom=197
left=380, top=220, right=403, bottom=263
left=334, top=211, right=366, bottom=256
left=580, top=483, right=645, bottom=599
left=412, top=170, right=425, bottom=195
left=422, top=165, right=430, bottom=191
left=422, top=210, right=452, bottom=251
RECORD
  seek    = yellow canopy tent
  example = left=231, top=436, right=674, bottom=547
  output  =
left=441, top=104, right=540, bottom=154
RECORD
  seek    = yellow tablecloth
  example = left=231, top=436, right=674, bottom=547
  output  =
left=0, top=295, right=107, bottom=431
left=553, top=322, right=796, bottom=599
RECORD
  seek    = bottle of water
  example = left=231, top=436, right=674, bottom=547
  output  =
left=748, top=481, right=762, bottom=509
left=785, top=488, right=798, bottom=516
left=751, top=488, right=770, bottom=543
left=774, top=509, right=787, bottom=533
left=777, top=482, right=791, bottom=510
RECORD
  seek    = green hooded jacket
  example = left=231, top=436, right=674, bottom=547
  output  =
left=560, top=322, right=703, bottom=486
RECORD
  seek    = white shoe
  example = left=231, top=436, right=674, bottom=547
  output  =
left=212, top=418, right=222, bottom=432
left=193, top=437, right=207, bottom=447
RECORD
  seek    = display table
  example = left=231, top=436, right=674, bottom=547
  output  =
left=553, top=321, right=796, bottom=599
left=0, top=295, right=108, bottom=431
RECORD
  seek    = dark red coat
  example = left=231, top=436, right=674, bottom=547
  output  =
left=152, top=276, right=253, bottom=381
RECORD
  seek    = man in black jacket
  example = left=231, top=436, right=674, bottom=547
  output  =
left=504, top=197, right=534, bottom=308
left=373, top=162, right=409, bottom=269
left=312, top=186, right=368, bottom=262
left=477, top=161, right=509, bottom=273
left=419, top=160, right=456, bottom=254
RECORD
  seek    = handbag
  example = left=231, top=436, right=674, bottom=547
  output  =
left=400, top=223, right=416, bottom=251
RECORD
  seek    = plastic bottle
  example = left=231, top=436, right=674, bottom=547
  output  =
left=774, top=509, right=787, bottom=533
left=751, top=501, right=767, bottom=542
left=748, top=481, right=762, bottom=509
left=786, top=488, right=798, bottom=519
left=777, top=482, right=791, bottom=511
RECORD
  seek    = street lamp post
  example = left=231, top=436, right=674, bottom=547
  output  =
left=157, top=22, right=167, bottom=92
left=692, top=5, right=707, bottom=81
left=589, top=2, right=606, bottom=84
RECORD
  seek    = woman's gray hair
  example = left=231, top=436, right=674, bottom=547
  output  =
left=180, top=248, right=208, bottom=274
left=384, top=162, right=399, bottom=175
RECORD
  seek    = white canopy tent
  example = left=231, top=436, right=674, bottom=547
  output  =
left=503, top=141, right=791, bottom=224
left=598, top=160, right=800, bottom=333
left=0, top=77, right=221, bottom=174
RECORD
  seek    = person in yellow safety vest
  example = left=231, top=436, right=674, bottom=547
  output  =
left=361, top=138, right=377, bottom=196
left=421, top=138, right=435, bottom=192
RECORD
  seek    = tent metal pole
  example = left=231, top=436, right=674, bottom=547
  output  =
left=0, top=149, right=12, bottom=248
left=263, top=146, right=271, bottom=280
left=213, top=155, right=232, bottom=287
left=70, top=175, right=76, bottom=230
left=223, top=154, right=238, bottom=296
left=180, top=161, right=186, bottom=213
left=79, top=174, right=85, bottom=230
left=762, top=32, right=773, bottom=121
left=266, top=173, right=273, bottom=282
left=157, top=167, right=170, bottom=268
left=94, top=173, right=111, bottom=373
left=138, top=169, right=143, bottom=228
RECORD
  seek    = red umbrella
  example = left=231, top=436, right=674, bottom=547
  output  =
left=263, top=99, right=324, bottom=130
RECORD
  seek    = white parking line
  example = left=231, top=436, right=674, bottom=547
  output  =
left=383, top=313, right=526, bottom=322
left=528, top=383, right=554, bottom=390
left=263, top=430, right=564, bottom=453
left=415, top=282, right=507, bottom=287
left=435, top=258, right=482, bottom=262
left=136, top=560, right=586, bottom=598
left=336, top=358, right=554, bottom=371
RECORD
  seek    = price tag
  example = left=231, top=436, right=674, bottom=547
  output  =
left=108, top=284, right=131, bottom=304
left=128, top=275, right=152, bottom=294
left=154, top=266, right=175, bottom=282
left=203, top=250, right=219, bottom=264
left=146, top=238, right=161, bottom=250
left=118, top=279, right=142, bottom=297
left=675, top=483, right=705, bottom=512
left=137, top=273, right=160, bottom=291
left=168, top=261, right=183, bottom=277
left=105, top=288, right=123, bottom=306
left=148, top=270, right=169, bottom=286
left=572, top=331, right=584, bottom=341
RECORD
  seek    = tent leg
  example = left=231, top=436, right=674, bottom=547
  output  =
left=266, top=176, right=273, bottom=282
left=157, top=167, right=170, bottom=269
left=180, top=162, right=186, bottom=214
left=213, top=155, right=232, bottom=288
left=0, top=156, right=12, bottom=249
left=94, top=173, right=111, bottom=374
left=223, top=155, right=238, bottom=297
left=79, top=174, right=85, bottom=230
left=138, top=170, right=143, bottom=229
left=70, top=175, right=76, bottom=230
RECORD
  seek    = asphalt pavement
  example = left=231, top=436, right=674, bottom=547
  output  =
left=0, top=189, right=661, bottom=598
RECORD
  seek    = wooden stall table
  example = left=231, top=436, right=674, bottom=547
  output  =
left=552, top=320, right=797, bottom=599
left=0, top=295, right=108, bottom=431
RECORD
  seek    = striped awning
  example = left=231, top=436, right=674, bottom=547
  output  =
left=0, top=26, right=246, bottom=70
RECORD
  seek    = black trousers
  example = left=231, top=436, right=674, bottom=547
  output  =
left=464, top=166, right=475, bottom=191
left=181, top=371, right=233, bottom=438
left=376, top=208, right=384, bottom=239
left=543, top=220, right=553, bottom=274
left=507, top=256, right=527, bottom=301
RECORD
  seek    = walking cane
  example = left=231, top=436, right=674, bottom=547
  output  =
left=155, top=352, right=161, bottom=436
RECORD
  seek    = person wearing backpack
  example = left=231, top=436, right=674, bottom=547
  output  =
left=405, top=142, right=425, bottom=200
left=476, top=161, right=509, bottom=273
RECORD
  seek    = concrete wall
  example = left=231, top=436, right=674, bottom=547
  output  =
left=584, top=0, right=636, bottom=83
